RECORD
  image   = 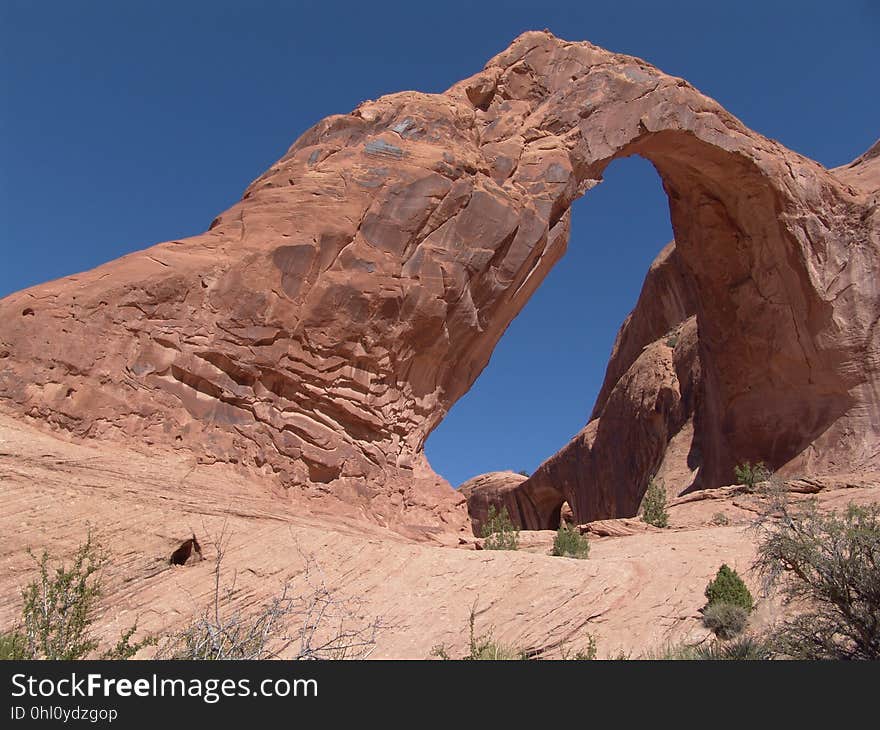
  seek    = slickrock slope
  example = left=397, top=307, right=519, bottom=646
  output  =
left=1, top=30, right=878, bottom=532
left=3, top=412, right=878, bottom=658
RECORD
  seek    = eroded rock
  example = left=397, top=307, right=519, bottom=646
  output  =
left=1, top=31, right=877, bottom=534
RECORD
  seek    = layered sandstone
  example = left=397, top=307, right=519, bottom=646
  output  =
left=2, top=412, right=879, bottom=658
left=468, top=125, right=879, bottom=530
left=1, top=31, right=878, bottom=533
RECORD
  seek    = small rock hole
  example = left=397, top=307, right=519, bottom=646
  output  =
left=169, top=534, right=203, bottom=566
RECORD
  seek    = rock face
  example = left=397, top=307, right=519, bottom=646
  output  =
left=459, top=471, right=528, bottom=534
left=1, top=31, right=878, bottom=533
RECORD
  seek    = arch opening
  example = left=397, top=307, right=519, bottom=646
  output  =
left=431, top=122, right=856, bottom=531
left=426, top=156, right=673, bottom=493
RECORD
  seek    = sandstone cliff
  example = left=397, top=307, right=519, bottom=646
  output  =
left=1, top=31, right=877, bottom=534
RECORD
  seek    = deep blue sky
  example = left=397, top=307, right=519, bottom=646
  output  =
left=2, top=1, right=877, bottom=486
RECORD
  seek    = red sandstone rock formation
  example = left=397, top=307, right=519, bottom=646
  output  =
left=1, top=31, right=877, bottom=534
left=467, top=118, right=879, bottom=531
left=459, top=471, right=528, bottom=534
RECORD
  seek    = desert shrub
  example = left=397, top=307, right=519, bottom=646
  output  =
left=158, top=528, right=382, bottom=660
left=642, top=641, right=702, bottom=660
left=433, top=607, right=597, bottom=661
left=466, top=636, right=528, bottom=660
left=481, top=505, right=519, bottom=551
left=640, top=479, right=669, bottom=528
left=711, top=512, right=730, bottom=526
left=693, top=636, right=772, bottom=660
left=431, top=604, right=529, bottom=660
left=429, top=644, right=452, bottom=660
left=15, top=533, right=152, bottom=660
left=561, top=634, right=597, bottom=660
left=754, top=500, right=880, bottom=660
left=0, top=631, right=26, bottom=660
left=701, top=602, right=749, bottom=639
left=663, top=326, right=680, bottom=348
left=734, top=461, right=771, bottom=489
left=552, top=523, right=590, bottom=559
left=646, top=635, right=771, bottom=660
left=517, top=469, right=530, bottom=477
left=704, top=564, right=754, bottom=613
left=465, top=604, right=528, bottom=660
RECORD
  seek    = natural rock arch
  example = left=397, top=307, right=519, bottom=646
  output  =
left=1, top=31, right=877, bottom=533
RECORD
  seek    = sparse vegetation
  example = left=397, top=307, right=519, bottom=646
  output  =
left=4, top=528, right=383, bottom=661
left=640, top=479, right=669, bottom=528
left=551, top=522, right=590, bottom=559
left=648, top=636, right=772, bottom=660
left=517, top=469, right=530, bottom=477
left=157, top=526, right=383, bottom=660
left=734, top=461, right=771, bottom=489
left=704, top=564, right=754, bottom=613
left=560, top=634, right=597, bottom=660
left=481, top=505, right=519, bottom=551
left=431, top=604, right=529, bottom=660
left=711, top=512, right=730, bottom=526
left=5, top=533, right=153, bottom=660
left=0, top=630, right=25, bottom=660
left=701, top=601, right=749, bottom=639
left=696, top=635, right=773, bottom=660
left=431, top=603, right=596, bottom=660
left=754, top=500, right=880, bottom=660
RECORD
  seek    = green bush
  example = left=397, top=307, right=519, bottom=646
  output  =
left=734, top=461, right=771, bottom=489
left=640, top=479, right=669, bottom=528
left=642, top=641, right=701, bottom=660
left=754, top=501, right=880, bottom=660
left=701, top=601, right=749, bottom=639
left=431, top=605, right=529, bottom=660
left=561, top=634, right=597, bottom=660
left=14, top=534, right=153, bottom=660
left=704, top=564, right=754, bottom=613
left=693, top=636, right=772, bottom=660
left=481, top=506, right=519, bottom=551
left=0, top=631, right=26, bottom=660
left=432, top=637, right=527, bottom=661
left=646, top=635, right=771, bottom=660
left=551, top=523, right=590, bottom=559
left=663, top=326, right=680, bottom=348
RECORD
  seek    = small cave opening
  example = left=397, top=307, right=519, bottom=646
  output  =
left=169, top=534, right=203, bottom=566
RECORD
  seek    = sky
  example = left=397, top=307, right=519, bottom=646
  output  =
left=1, top=1, right=878, bottom=486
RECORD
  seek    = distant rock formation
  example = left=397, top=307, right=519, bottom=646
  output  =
left=459, top=471, right=528, bottom=534
left=1, top=31, right=877, bottom=534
